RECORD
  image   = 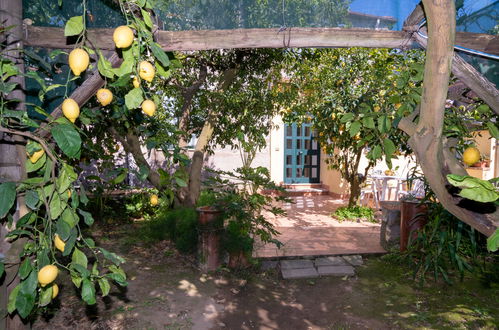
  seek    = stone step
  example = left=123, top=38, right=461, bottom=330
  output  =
left=276, top=255, right=363, bottom=279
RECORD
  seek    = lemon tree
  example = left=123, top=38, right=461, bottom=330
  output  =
left=283, top=48, right=422, bottom=207
left=0, top=0, right=172, bottom=321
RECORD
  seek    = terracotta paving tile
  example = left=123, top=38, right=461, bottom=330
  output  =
left=255, top=196, right=386, bottom=258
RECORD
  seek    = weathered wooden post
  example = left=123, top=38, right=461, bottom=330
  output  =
left=0, top=1, right=28, bottom=329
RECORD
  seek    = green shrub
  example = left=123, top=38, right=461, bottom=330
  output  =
left=223, top=220, right=254, bottom=255
left=173, top=208, right=199, bottom=253
left=333, top=206, right=375, bottom=222
left=136, top=207, right=198, bottom=253
left=401, top=203, right=490, bottom=284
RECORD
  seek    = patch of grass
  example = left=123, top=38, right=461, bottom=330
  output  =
left=350, top=257, right=499, bottom=329
left=332, top=206, right=375, bottom=222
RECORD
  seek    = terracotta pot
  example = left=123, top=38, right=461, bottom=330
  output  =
left=196, top=206, right=222, bottom=225
left=400, top=200, right=428, bottom=252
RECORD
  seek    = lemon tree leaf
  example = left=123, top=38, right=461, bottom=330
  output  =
left=16, top=292, right=36, bottom=318
left=99, top=248, right=125, bottom=266
left=72, top=248, right=88, bottom=269
left=39, top=286, right=53, bottom=307
left=64, top=16, right=84, bottom=36
left=20, top=271, right=37, bottom=295
left=383, top=138, right=396, bottom=156
left=19, top=258, right=32, bottom=280
left=7, top=284, right=20, bottom=313
left=25, top=190, right=39, bottom=210
left=62, top=208, right=78, bottom=228
left=25, top=152, right=46, bottom=173
left=0, top=182, right=16, bottom=218
left=150, top=42, right=170, bottom=68
left=124, top=87, right=144, bottom=109
left=78, top=209, right=94, bottom=226
left=98, top=278, right=111, bottom=297
left=447, top=174, right=498, bottom=203
left=486, top=122, right=499, bottom=140
left=0, top=261, right=4, bottom=278
left=141, top=9, right=153, bottom=28
left=97, top=52, right=115, bottom=79
left=49, top=193, right=65, bottom=220
left=57, top=164, right=77, bottom=193
left=81, top=279, right=96, bottom=305
left=487, top=229, right=499, bottom=252
left=51, top=124, right=81, bottom=158
left=348, top=121, right=361, bottom=137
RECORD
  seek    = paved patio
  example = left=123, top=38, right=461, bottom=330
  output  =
left=254, top=195, right=386, bottom=258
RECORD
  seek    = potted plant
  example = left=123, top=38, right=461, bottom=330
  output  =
left=399, top=193, right=428, bottom=251
left=196, top=190, right=223, bottom=225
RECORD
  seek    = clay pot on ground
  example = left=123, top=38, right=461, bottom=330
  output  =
left=400, top=200, right=428, bottom=252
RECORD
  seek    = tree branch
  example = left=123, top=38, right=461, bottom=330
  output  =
left=108, top=126, right=163, bottom=190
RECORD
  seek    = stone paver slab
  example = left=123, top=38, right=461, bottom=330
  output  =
left=314, top=257, right=349, bottom=267
left=342, top=255, right=363, bottom=266
left=317, top=265, right=355, bottom=277
left=281, top=267, right=319, bottom=279
left=280, top=259, right=314, bottom=270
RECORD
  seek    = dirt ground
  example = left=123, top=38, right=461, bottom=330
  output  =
left=32, top=223, right=499, bottom=330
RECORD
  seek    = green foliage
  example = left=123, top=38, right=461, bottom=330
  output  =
left=204, top=166, right=287, bottom=254
left=282, top=48, right=425, bottom=206
left=446, top=174, right=499, bottom=203
left=223, top=220, right=254, bottom=255
left=487, top=229, right=499, bottom=252
left=400, top=203, right=489, bottom=284
left=333, top=206, right=375, bottom=223
left=136, top=206, right=198, bottom=254
left=173, top=208, right=199, bottom=253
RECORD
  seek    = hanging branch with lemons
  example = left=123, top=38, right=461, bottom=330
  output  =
left=0, top=0, right=175, bottom=320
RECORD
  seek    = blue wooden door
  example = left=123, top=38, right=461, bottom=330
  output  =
left=284, top=123, right=320, bottom=184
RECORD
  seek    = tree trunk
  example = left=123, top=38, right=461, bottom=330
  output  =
left=398, top=0, right=498, bottom=236
left=0, top=1, right=28, bottom=328
left=176, top=68, right=239, bottom=207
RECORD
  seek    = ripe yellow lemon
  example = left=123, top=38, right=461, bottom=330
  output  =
left=68, top=48, right=90, bottom=76
left=96, top=88, right=113, bottom=106
left=150, top=194, right=159, bottom=206
left=62, top=98, right=80, bottom=123
left=141, top=99, right=156, bottom=116
left=29, top=149, right=45, bottom=163
left=462, top=147, right=480, bottom=166
left=394, top=103, right=402, bottom=110
left=51, top=283, right=59, bottom=299
left=132, top=76, right=140, bottom=88
left=54, top=234, right=66, bottom=253
left=373, top=105, right=381, bottom=112
left=139, top=61, right=155, bottom=82
left=113, top=26, right=134, bottom=48
left=38, top=265, right=58, bottom=287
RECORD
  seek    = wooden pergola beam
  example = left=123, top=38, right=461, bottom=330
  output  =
left=24, top=26, right=411, bottom=50
left=414, top=33, right=499, bottom=114
left=24, top=25, right=498, bottom=55
left=402, top=3, right=424, bottom=31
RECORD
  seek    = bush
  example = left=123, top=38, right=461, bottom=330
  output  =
left=137, top=207, right=198, bottom=254
left=173, top=208, right=199, bottom=253
left=400, top=203, right=491, bottom=284
left=333, top=206, right=375, bottom=222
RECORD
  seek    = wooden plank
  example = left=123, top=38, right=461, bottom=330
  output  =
left=24, top=26, right=411, bottom=51
left=402, top=3, right=424, bottom=31
left=414, top=33, right=499, bottom=114
left=24, top=25, right=497, bottom=55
